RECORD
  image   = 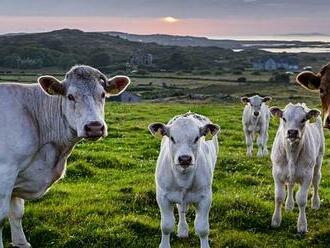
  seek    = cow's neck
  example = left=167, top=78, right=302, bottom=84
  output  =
left=171, top=165, right=196, bottom=190
left=30, top=86, right=80, bottom=152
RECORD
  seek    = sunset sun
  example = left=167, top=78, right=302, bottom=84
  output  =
left=162, top=16, right=179, bottom=23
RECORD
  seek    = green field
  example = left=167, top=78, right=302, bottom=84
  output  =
left=2, top=102, right=330, bottom=248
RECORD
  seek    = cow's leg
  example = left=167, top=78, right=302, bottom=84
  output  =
left=0, top=167, right=18, bottom=248
left=157, top=196, right=174, bottom=248
left=245, top=130, right=253, bottom=157
left=271, top=179, right=285, bottom=228
left=285, top=183, right=295, bottom=211
left=311, top=156, right=322, bottom=210
left=194, top=195, right=211, bottom=248
left=296, top=175, right=312, bottom=234
left=257, top=130, right=268, bottom=157
left=177, top=203, right=188, bottom=238
left=9, top=197, right=31, bottom=248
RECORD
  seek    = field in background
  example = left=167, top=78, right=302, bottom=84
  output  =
left=2, top=101, right=330, bottom=248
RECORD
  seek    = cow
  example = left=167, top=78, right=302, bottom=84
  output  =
left=269, top=103, right=324, bottom=234
left=148, top=112, right=220, bottom=248
left=241, top=95, right=272, bottom=157
left=296, top=62, right=330, bottom=128
left=0, top=65, right=130, bottom=248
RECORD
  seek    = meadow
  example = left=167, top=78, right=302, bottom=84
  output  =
left=2, top=101, right=330, bottom=248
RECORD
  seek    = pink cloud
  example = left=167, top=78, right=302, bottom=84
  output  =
left=0, top=16, right=327, bottom=36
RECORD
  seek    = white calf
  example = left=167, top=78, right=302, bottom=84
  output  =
left=270, top=103, right=324, bottom=233
left=149, top=112, right=220, bottom=248
left=241, top=95, right=272, bottom=157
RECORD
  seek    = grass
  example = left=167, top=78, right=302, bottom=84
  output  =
left=2, top=101, right=330, bottom=248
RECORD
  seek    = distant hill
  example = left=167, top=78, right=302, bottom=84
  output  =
left=105, top=32, right=329, bottom=49
left=0, top=29, right=268, bottom=72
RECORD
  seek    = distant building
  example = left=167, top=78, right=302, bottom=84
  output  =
left=252, top=57, right=299, bottom=71
left=130, top=50, right=153, bottom=66
left=109, top=91, right=141, bottom=103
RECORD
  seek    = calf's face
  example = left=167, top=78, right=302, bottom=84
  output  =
left=38, top=65, right=130, bottom=139
left=149, top=119, right=219, bottom=172
left=241, top=95, right=272, bottom=117
left=296, top=63, right=330, bottom=128
left=270, top=104, right=320, bottom=143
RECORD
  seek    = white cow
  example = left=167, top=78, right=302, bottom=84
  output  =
left=148, top=112, right=220, bottom=248
left=0, top=65, right=130, bottom=248
left=241, top=95, right=272, bottom=157
left=270, top=103, right=324, bottom=234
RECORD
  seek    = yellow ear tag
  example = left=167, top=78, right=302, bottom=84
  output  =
left=154, top=129, right=164, bottom=139
left=309, top=116, right=317, bottom=123
left=204, top=130, right=213, bottom=141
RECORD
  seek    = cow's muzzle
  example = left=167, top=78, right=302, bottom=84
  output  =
left=286, top=129, right=300, bottom=142
left=84, top=121, right=105, bottom=139
left=178, top=155, right=193, bottom=169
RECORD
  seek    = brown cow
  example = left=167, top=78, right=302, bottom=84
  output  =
left=296, top=63, right=330, bottom=128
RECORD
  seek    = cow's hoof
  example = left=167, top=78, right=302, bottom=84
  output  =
left=271, top=216, right=281, bottom=228
left=10, top=242, right=31, bottom=248
left=297, top=227, right=308, bottom=235
left=311, top=196, right=320, bottom=210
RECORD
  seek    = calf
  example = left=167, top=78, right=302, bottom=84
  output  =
left=149, top=112, right=220, bottom=248
left=241, top=95, right=272, bottom=156
left=270, top=103, right=324, bottom=233
left=0, top=65, right=130, bottom=248
left=296, top=63, right=330, bottom=128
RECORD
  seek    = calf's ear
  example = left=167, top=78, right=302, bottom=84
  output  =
left=200, top=124, right=220, bottom=141
left=262, top=96, right=272, bottom=102
left=105, top=76, right=130, bottom=96
left=296, top=71, right=321, bottom=91
left=38, top=76, right=65, bottom=96
left=270, top=107, right=283, bottom=118
left=306, top=109, right=320, bottom=123
left=240, top=96, right=249, bottom=104
left=148, top=123, right=168, bottom=138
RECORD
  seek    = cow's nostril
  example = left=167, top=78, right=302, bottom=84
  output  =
left=84, top=125, right=91, bottom=132
left=254, top=111, right=259, bottom=116
left=178, top=155, right=192, bottom=166
left=288, top=129, right=298, bottom=138
left=100, top=125, right=105, bottom=132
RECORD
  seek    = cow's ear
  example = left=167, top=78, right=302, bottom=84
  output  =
left=306, top=109, right=320, bottom=123
left=38, top=76, right=65, bottom=96
left=241, top=96, right=249, bottom=104
left=200, top=124, right=220, bottom=141
left=105, top=76, right=130, bottom=96
left=262, top=96, right=272, bottom=102
left=148, top=123, right=168, bottom=138
left=296, top=71, right=321, bottom=92
left=270, top=107, right=283, bottom=118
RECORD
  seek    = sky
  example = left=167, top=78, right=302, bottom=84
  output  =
left=0, top=0, right=329, bottom=37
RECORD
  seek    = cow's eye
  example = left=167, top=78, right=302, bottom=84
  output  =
left=194, top=137, right=199, bottom=144
left=68, top=94, right=75, bottom=101
left=101, top=92, right=106, bottom=99
left=320, top=88, right=325, bottom=95
left=170, top=136, right=176, bottom=143
left=301, top=118, right=307, bottom=123
left=282, top=117, right=287, bottom=122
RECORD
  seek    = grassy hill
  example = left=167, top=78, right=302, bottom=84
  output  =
left=0, top=29, right=244, bottom=72
left=2, top=101, right=329, bottom=247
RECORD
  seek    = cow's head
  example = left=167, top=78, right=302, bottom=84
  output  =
left=241, top=95, right=272, bottom=117
left=149, top=116, right=219, bottom=173
left=38, top=65, right=130, bottom=140
left=296, top=63, right=330, bottom=128
left=270, top=103, right=320, bottom=144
